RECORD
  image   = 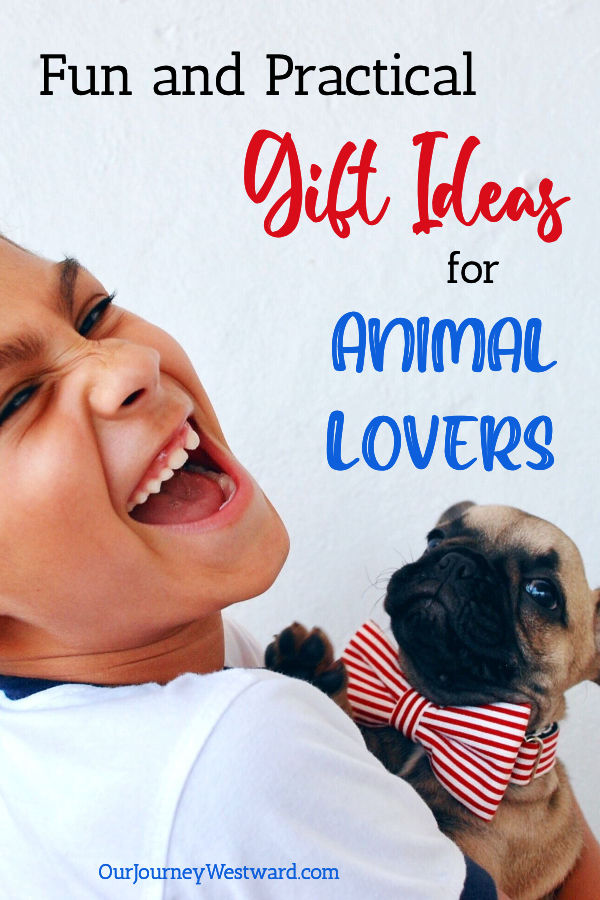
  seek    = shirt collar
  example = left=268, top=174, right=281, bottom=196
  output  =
left=0, top=666, right=233, bottom=699
left=0, top=673, right=76, bottom=700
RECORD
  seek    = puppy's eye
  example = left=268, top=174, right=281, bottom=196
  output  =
left=425, top=530, right=444, bottom=552
left=524, top=579, right=558, bottom=610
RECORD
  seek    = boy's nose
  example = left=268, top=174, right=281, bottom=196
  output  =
left=82, top=339, right=161, bottom=418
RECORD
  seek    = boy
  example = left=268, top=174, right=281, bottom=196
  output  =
left=0, top=237, right=596, bottom=898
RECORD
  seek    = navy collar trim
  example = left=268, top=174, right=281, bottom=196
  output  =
left=0, top=667, right=234, bottom=700
left=0, top=673, right=88, bottom=701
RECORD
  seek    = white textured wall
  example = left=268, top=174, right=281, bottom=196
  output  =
left=2, top=0, right=600, bottom=835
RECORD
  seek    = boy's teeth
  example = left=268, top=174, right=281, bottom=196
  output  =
left=183, top=426, right=201, bottom=451
left=217, top=474, right=236, bottom=509
left=128, top=442, right=191, bottom=513
left=183, top=468, right=235, bottom=498
left=127, top=424, right=235, bottom=516
left=167, top=447, right=188, bottom=470
left=218, top=474, right=235, bottom=498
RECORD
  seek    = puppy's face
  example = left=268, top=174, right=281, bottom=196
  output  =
left=384, top=503, right=600, bottom=728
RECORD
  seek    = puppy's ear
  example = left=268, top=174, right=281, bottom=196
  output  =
left=436, top=501, right=476, bottom=527
left=593, top=589, right=600, bottom=685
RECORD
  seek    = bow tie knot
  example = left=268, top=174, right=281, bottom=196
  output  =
left=342, top=620, right=559, bottom=821
left=391, top=688, right=431, bottom=739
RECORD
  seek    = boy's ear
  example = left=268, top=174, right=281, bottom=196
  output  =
left=436, top=501, right=476, bottom=527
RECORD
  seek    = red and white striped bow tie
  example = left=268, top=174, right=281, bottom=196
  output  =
left=342, top=620, right=559, bottom=821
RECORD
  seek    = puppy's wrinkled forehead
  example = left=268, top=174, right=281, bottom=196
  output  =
left=443, top=504, right=585, bottom=586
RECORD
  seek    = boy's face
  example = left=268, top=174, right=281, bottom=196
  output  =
left=0, top=240, right=289, bottom=657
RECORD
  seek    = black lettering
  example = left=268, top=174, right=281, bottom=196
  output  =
left=153, top=65, right=180, bottom=95
left=182, top=65, right=212, bottom=95
left=100, top=65, right=131, bottom=96
left=40, top=54, right=66, bottom=95
left=267, top=54, right=293, bottom=95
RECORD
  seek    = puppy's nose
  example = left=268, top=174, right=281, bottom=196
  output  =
left=435, top=552, right=476, bottom=581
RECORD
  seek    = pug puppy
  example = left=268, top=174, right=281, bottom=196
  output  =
left=265, top=503, right=600, bottom=900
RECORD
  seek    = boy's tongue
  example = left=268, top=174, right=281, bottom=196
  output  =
left=131, top=469, right=225, bottom=525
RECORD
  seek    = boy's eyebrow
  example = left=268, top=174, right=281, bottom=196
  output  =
left=57, top=256, right=81, bottom=319
left=0, top=258, right=82, bottom=372
left=0, top=331, right=47, bottom=371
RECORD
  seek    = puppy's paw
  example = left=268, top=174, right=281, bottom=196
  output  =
left=264, top=623, right=347, bottom=698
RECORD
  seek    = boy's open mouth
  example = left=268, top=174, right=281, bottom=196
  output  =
left=127, top=419, right=236, bottom=526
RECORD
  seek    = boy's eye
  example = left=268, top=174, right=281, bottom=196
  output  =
left=78, top=293, right=115, bottom=337
left=0, top=292, right=117, bottom=428
left=0, top=384, right=41, bottom=427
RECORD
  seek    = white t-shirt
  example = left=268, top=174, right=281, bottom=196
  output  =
left=0, top=617, right=467, bottom=900
left=222, top=615, right=264, bottom=667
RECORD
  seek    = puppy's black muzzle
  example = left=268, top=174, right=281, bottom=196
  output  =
left=384, top=547, right=521, bottom=699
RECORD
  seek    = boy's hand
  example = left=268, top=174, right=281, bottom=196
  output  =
left=554, top=804, right=600, bottom=899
